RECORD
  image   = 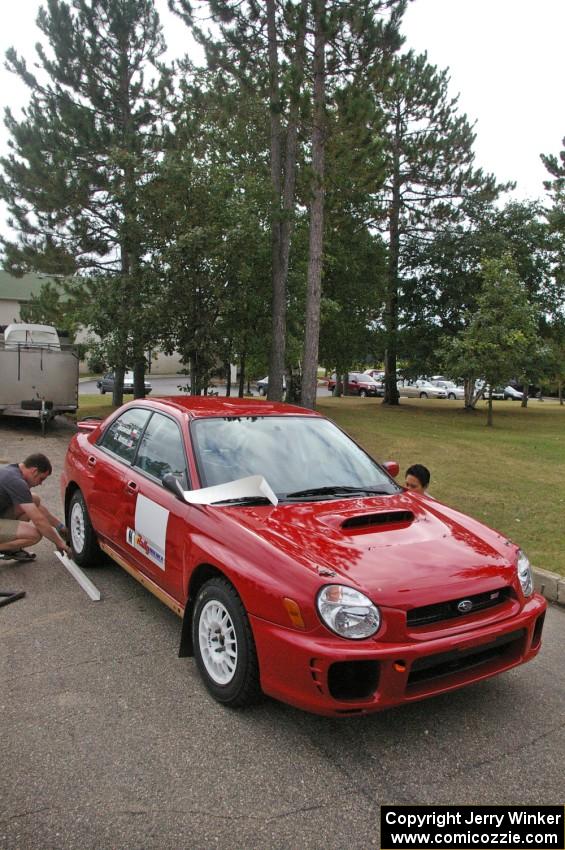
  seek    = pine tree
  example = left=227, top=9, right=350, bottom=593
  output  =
left=369, top=51, right=498, bottom=405
left=170, top=0, right=405, bottom=409
left=0, top=0, right=169, bottom=405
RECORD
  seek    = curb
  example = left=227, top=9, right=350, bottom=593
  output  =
left=533, top=567, right=565, bottom=607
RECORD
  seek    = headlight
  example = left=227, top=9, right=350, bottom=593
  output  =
left=316, top=585, right=381, bottom=640
left=516, top=550, right=533, bottom=597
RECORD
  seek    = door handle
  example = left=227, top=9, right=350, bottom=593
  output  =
left=126, top=480, right=138, bottom=493
left=87, top=455, right=97, bottom=467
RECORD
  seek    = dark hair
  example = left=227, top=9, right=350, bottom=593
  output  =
left=405, top=464, right=430, bottom=488
left=23, top=453, right=52, bottom=474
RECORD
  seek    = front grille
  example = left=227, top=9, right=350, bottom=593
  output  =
left=407, top=629, right=525, bottom=686
left=407, top=587, right=512, bottom=628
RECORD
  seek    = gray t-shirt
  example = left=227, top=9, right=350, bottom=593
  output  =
left=0, top=464, right=33, bottom=517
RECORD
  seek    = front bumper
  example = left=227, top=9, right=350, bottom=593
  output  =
left=251, top=594, right=547, bottom=716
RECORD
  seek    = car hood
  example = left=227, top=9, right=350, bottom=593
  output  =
left=221, top=494, right=518, bottom=608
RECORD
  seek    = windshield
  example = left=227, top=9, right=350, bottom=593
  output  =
left=352, top=373, right=376, bottom=384
left=191, top=416, right=400, bottom=499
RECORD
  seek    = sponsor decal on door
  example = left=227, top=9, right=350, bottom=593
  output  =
left=126, top=494, right=169, bottom=570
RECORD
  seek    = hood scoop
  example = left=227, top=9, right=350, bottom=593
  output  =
left=341, top=510, right=414, bottom=532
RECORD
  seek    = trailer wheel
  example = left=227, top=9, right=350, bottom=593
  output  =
left=68, top=490, right=101, bottom=567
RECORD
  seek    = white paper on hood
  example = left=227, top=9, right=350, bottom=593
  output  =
left=183, top=475, right=278, bottom=507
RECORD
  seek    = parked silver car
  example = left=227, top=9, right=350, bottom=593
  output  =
left=430, top=380, right=465, bottom=400
left=398, top=379, right=447, bottom=399
left=256, top=376, right=287, bottom=396
left=480, top=384, right=523, bottom=401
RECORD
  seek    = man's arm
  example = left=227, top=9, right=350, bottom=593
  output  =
left=18, top=502, right=71, bottom=553
left=36, top=501, right=61, bottom=528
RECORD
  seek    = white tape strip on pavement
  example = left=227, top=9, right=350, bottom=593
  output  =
left=54, top=550, right=101, bottom=601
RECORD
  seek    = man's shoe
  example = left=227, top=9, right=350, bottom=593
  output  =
left=3, top=549, right=37, bottom=562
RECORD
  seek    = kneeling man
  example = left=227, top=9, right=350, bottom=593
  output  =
left=0, top=453, right=71, bottom=562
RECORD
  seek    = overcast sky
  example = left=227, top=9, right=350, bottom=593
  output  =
left=1, top=0, right=564, bottom=232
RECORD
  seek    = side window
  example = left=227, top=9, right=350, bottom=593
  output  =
left=99, top=408, right=151, bottom=464
left=134, top=412, right=188, bottom=488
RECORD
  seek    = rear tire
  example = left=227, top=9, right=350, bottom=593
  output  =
left=419, top=392, right=428, bottom=399
left=359, top=389, right=367, bottom=398
left=68, top=490, right=101, bottom=567
left=192, top=577, right=261, bottom=708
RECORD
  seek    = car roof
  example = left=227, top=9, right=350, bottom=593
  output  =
left=125, top=395, right=320, bottom=421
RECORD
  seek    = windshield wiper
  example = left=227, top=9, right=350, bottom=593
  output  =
left=285, top=486, right=390, bottom=499
left=211, top=496, right=274, bottom=506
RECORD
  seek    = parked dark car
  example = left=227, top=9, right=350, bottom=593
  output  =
left=328, top=372, right=383, bottom=397
left=97, top=371, right=152, bottom=395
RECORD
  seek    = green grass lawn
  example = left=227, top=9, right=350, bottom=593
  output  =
left=317, top=397, right=565, bottom=577
left=76, top=394, right=565, bottom=576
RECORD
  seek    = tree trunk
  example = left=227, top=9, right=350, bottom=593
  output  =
left=383, top=112, right=402, bottom=406
left=464, top=376, right=479, bottom=410
left=521, top=380, right=529, bottom=408
left=301, top=0, right=326, bottom=411
left=267, top=0, right=307, bottom=403
left=265, top=0, right=285, bottom=402
left=559, top=379, right=563, bottom=405
left=133, top=355, right=146, bottom=399
left=224, top=359, right=231, bottom=397
left=112, top=365, right=125, bottom=407
left=190, top=353, right=198, bottom=396
left=487, top=389, right=493, bottom=426
left=238, top=352, right=246, bottom=398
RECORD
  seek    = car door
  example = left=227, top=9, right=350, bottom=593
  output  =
left=121, top=410, right=191, bottom=602
left=88, top=407, right=152, bottom=544
left=348, top=374, right=360, bottom=394
left=402, top=381, right=418, bottom=397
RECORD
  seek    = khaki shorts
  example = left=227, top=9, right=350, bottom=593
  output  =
left=0, top=517, right=21, bottom=544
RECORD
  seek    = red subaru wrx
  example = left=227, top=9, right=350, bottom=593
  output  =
left=62, top=397, right=546, bottom=717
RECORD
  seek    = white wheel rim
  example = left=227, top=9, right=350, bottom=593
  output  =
left=198, top=600, right=238, bottom=685
left=70, top=502, right=85, bottom=553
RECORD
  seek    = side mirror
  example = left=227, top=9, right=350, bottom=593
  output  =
left=383, top=460, right=399, bottom=478
left=162, top=473, right=185, bottom=500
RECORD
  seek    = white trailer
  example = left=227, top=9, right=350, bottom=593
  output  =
left=0, top=323, right=79, bottom=434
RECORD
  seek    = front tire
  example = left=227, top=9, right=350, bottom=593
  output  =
left=359, top=389, right=367, bottom=398
left=448, top=392, right=456, bottom=400
left=192, top=577, right=261, bottom=708
left=68, top=489, right=101, bottom=567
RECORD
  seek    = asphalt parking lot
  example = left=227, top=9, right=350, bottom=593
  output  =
left=1, top=416, right=564, bottom=850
